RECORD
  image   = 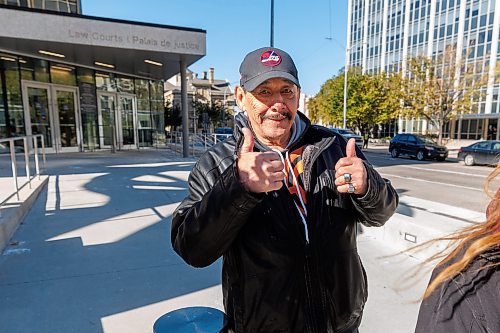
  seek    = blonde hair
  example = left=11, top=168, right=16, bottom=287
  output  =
left=422, top=166, right=499, bottom=299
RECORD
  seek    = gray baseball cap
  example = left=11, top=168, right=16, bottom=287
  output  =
left=239, top=47, right=300, bottom=91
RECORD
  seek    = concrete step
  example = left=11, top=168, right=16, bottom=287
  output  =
left=0, top=175, right=49, bottom=253
left=362, top=195, right=482, bottom=261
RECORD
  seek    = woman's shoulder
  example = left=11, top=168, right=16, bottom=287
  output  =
left=415, top=247, right=500, bottom=333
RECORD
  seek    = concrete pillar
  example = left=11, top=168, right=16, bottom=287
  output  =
left=180, top=56, right=189, bottom=158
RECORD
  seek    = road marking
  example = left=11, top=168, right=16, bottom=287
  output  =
left=380, top=172, right=482, bottom=191
left=402, top=166, right=486, bottom=178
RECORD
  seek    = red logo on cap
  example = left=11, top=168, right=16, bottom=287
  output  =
left=260, top=50, right=282, bottom=67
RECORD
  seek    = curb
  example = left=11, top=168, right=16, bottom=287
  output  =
left=361, top=200, right=476, bottom=260
left=0, top=175, right=49, bottom=254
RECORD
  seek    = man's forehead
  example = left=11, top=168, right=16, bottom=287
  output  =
left=254, top=78, right=298, bottom=89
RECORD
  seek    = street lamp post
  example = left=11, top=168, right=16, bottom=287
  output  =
left=343, top=48, right=349, bottom=129
left=270, top=0, right=274, bottom=47
left=343, top=41, right=365, bottom=129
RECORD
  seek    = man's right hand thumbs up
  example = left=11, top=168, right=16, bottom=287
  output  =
left=240, top=127, right=255, bottom=154
left=237, top=128, right=285, bottom=193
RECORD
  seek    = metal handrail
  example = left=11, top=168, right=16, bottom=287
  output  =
left=167, top=131, right=232, bottom=156
left=0, top=134, right=47, bottom=215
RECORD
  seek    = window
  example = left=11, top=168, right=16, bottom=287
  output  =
left=471, top=17, right=478, bottom=29
left=2, top=56, right=25, bottom=136
left=475, top=141, right=490, bottom=149
left=31, top=0, right=79, bottom=13
left=50, top=63, right=76, bottom=86
left=479, top=14, right=487, bottom=27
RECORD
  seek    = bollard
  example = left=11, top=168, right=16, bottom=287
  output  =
left=153, top=307, right=227, bottom=333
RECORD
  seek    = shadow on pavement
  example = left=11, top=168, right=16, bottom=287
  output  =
left=0, top=151, right=222, bottom=333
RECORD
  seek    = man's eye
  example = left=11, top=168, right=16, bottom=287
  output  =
left=258, top=90, right=270, bottom=95
left=282, top=89, right=293, bottom=95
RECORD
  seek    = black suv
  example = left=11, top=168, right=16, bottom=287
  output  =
left=389, top=134, right=448, bottom=161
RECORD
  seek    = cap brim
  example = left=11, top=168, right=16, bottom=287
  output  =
left=243, top=71, right=300, bottom=92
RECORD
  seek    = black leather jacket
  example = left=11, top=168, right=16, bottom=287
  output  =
left=415, top=247, right=500, bottom=333
left=172, top=114, right=398, bottom=332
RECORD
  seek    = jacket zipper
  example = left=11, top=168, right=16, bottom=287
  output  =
left=304, top=244, right=319, bottom=333
left=302, top=136, right=336, bottom=333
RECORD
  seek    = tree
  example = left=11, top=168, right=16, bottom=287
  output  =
left=192, top=100, right=227, bottom=131
left=308, top=68, right=401, bottom=137
left=348, top=71, right=402, bottom=136
left=308, top=71, right=345, bottom=125
left=400, top=45, right=487, bottom=144
left=164, top=101, right=182, bottom=132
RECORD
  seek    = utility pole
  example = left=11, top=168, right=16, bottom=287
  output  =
left=343, top=47, right=349, bottom=129
left=270, top=0, right=274, bottom=47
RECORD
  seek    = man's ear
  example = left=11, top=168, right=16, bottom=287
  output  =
left=235, top=86, right=246, bottom=110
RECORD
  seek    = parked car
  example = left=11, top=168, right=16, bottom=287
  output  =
left=389, top=133, right=448, bottom=161
left=0, top=142, right=24, bottom=154
left=214, top=127, right=233, bottom=135
left=457, top=140, right=500, bottom=166
left=327, top=128, right=364, bottom=149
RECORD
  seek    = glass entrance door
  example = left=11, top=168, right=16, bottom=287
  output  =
left=97, top=93, right=116, bottom=148
left=54, top=88, right=80, bottom=151
left=97, top=93, right=138, bottom=150
left=26, top=86, right=53, bottom=149
left=117, top=95, right=137, bottom=149
left=22, top=82, right=81, bottom=153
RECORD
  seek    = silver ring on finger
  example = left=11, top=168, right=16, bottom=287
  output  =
left=348, top=183, right=356, bottom=194
left=343, top=173, right=352, bottom=183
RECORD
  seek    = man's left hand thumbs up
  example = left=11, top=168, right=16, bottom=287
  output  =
left=334, top=138, right=368, bottom=195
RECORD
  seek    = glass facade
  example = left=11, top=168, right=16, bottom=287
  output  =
left=348, top=0, right=499, bottom=139
left=0, top=52, right=165, bottom=151
left=0, top=54, right=24, bottom=136
left=0, top=0, right=80, bottom=13
left=135, top=79, right=152, bottom=147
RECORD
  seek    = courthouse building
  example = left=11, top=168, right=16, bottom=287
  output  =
left=0, top=0, right=206, bottom=152
left=347, top=0, right=499, bottom=141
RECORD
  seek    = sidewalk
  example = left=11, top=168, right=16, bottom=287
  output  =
left=0, top=150, right=438, bottom=332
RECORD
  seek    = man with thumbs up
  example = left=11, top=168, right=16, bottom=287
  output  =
left=172, top=47, right=398, bottom=333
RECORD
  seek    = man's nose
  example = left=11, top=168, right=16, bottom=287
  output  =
left=271, top=93, right=286, bottom=108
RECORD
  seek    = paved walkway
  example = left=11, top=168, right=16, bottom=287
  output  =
left=0, top=150, right=432, bottom=333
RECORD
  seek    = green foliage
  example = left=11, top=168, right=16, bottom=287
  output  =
left=164, top=101, right=181, bottom=130
left=192, top=100, right=228, bottom=128
left=400, top=45, right=487, bottom=143
left=308, top=68, right=402, bottom=135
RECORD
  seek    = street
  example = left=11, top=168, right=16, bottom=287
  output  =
left=364, top=150, right=496, bottom=215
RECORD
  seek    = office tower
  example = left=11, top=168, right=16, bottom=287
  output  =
left=347, top=0, right=499, bottom=140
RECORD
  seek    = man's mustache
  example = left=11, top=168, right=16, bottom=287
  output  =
left=259, top=111, right=292, bottom=120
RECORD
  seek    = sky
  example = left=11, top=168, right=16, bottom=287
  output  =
left=82, top=0, right=348, bottom=96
